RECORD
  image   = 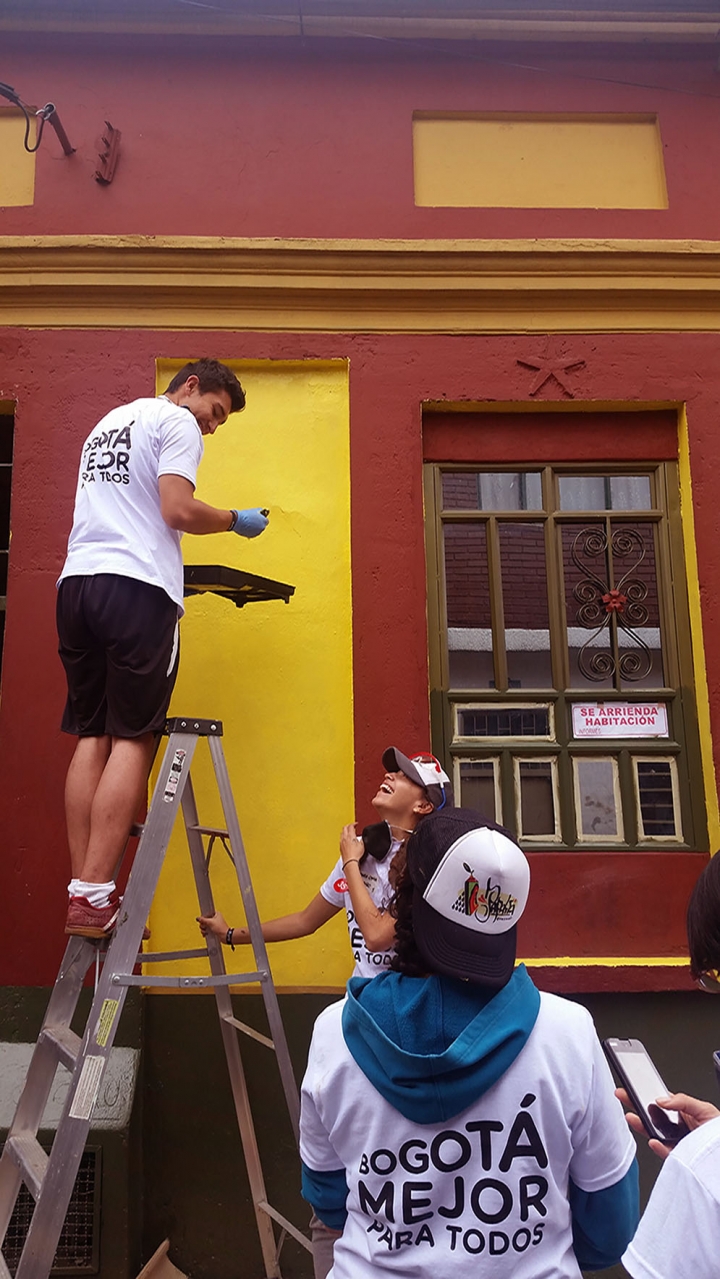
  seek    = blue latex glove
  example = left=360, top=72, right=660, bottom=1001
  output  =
left=231, top=507, right=269, bottom=538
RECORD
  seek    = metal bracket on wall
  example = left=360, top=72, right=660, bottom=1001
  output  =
left=0, top=82, right=75, bottom=155
left=95, top=122, right=121, bottom=184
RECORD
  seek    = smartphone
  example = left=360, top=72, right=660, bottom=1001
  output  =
left=603, top=1037, right=690, bottom=1144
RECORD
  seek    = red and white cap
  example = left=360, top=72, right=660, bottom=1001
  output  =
left=382, top=748, right=453, bottom=810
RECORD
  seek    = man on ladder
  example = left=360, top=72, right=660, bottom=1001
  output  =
left=0, top=362, right=307, bottom=1279
left=56, top=358, right=269, bottom=938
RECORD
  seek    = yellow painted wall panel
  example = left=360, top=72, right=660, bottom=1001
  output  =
left=0, top=110, right=35, bottom=206
left=148, top=359, right=354, bottom=989
left=413, top=113, right=668, bottom=210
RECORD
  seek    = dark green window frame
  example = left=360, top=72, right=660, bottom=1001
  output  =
left=425, top=461, right=707, bottom=851
left=0, top=408, right=13, bottom=683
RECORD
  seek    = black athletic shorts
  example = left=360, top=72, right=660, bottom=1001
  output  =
left=57, top=574, right=180, bottom=738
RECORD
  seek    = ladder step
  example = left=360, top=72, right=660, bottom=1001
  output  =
left=188, top=823, right=230, bottom=838
left=113, top=971, right=264, bottom=989
left=136, top=947, right=209, bottom=964
left=6, top=1134, right=48, bottom=1200
left=221, top=1013, right=275, bottom=1051
left=257, top=1200, right=312, bottom=1253
left=40, top=1024, right=82, bottom=1072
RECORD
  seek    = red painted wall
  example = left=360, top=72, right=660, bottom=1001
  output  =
left=2, top=329, right=720, bottom=984
left=1, top=34, right=720, bottom=240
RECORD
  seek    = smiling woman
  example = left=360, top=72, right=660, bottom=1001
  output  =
left=197, top=746, right=449, bottom=979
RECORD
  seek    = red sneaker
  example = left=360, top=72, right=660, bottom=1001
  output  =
left=65, top=894, right=120, bottom=938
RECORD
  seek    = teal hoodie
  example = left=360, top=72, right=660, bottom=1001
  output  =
left=341, top=965, right=540, bottom=1122
left=301, top=965, right=639, bottom=1268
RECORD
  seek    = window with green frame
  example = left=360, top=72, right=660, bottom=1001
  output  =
left=0, top=409, right=12, bottom=680
left=424, top=463, right=706, bottom=850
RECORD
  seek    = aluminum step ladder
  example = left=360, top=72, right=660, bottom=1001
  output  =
left=0, top=717, right=311, bottom=1279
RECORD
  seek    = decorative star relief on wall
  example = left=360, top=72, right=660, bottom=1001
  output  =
left=571, top=526, right=653, bottom=682
left=517, top=355, right=586, bottom=397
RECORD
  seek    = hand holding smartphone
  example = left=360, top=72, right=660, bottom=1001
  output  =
left=603, top=1037, right=690, bottom=1145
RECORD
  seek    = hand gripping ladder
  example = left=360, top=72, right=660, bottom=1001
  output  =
left=0, top=717, right=311, bottom=1279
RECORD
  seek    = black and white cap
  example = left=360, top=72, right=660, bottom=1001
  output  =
left=407, top=808, right=530, bottom=988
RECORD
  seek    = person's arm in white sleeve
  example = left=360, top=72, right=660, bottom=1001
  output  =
left=568, top=1022, right=640, bottom=1269
left=300, top=1013, right=349, bottom=1230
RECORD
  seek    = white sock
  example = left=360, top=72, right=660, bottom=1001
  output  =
left=69, top=880, right=116, bottom=909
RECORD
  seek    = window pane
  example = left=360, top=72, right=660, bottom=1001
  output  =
left=0, top=413, right=11, bottom=687
left=457, top=706, right=550, bottom=737
left=499, top=522, right=552, bottom=687
left=559, top=476, right=607, bottom=511
left=610, top=476, right=652, bottom=510
left=480, top=472, right=542, bottom=511
left=442, top=471, right=542, bottom=511
left=563, top=521, right=664, bottom=689
left=442, top=473, right=481, bottom=509
left=574, top=758, right=622, bottom=838
left=0, top=466, right=11, bottom=545
left=457, top=761, right=498, bottom=821
left=559, top=475, right=651, bottom=511
left=0, top=415, right=13, bottom=465
left=517, top=760, right=557, bottom=837
left=615, top=522, right=663, bottom=690
left=636, top=760, right=678, bottom=837
left=444, top=524, right=494, bottom=688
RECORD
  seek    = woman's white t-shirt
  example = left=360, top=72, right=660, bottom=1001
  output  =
left=301, top=992, right=636, bottom=1279
left=319, top=840, right=401, bottom=978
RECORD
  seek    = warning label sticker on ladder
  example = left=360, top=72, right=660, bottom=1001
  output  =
left=94, top=998, right=120, bottom=1047
left=163, top=749, right=186, bottom=803
left=69, top=1056, right=106, bottom=1121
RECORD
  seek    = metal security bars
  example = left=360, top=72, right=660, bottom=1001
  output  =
left=425, top=463, right=706, bottom=851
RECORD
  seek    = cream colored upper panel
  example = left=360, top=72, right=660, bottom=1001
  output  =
left=0, top=110, right=35, bottom=207
left=413, top=113, right=668, bottom=210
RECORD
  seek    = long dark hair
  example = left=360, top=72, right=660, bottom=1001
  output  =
left=388, top=856, right=427, bottom=978
left=687, top=852, right=720, bottom=979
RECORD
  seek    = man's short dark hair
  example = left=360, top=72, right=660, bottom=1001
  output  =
left=164, top=359, right=246, bottom=414
left=687, top=852, right=720, bottom=980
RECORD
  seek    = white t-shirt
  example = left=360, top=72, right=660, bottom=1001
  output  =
left=300, top=992, right=636, bottom=1279
left=319, top=841, right=400, bottom=979
left=623, top=1115, right=720, bottom=1279
left=58, top=396, right=203, bottom=612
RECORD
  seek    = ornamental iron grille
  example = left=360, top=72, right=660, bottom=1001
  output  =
left=571, top=525, right=653, bottom=683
